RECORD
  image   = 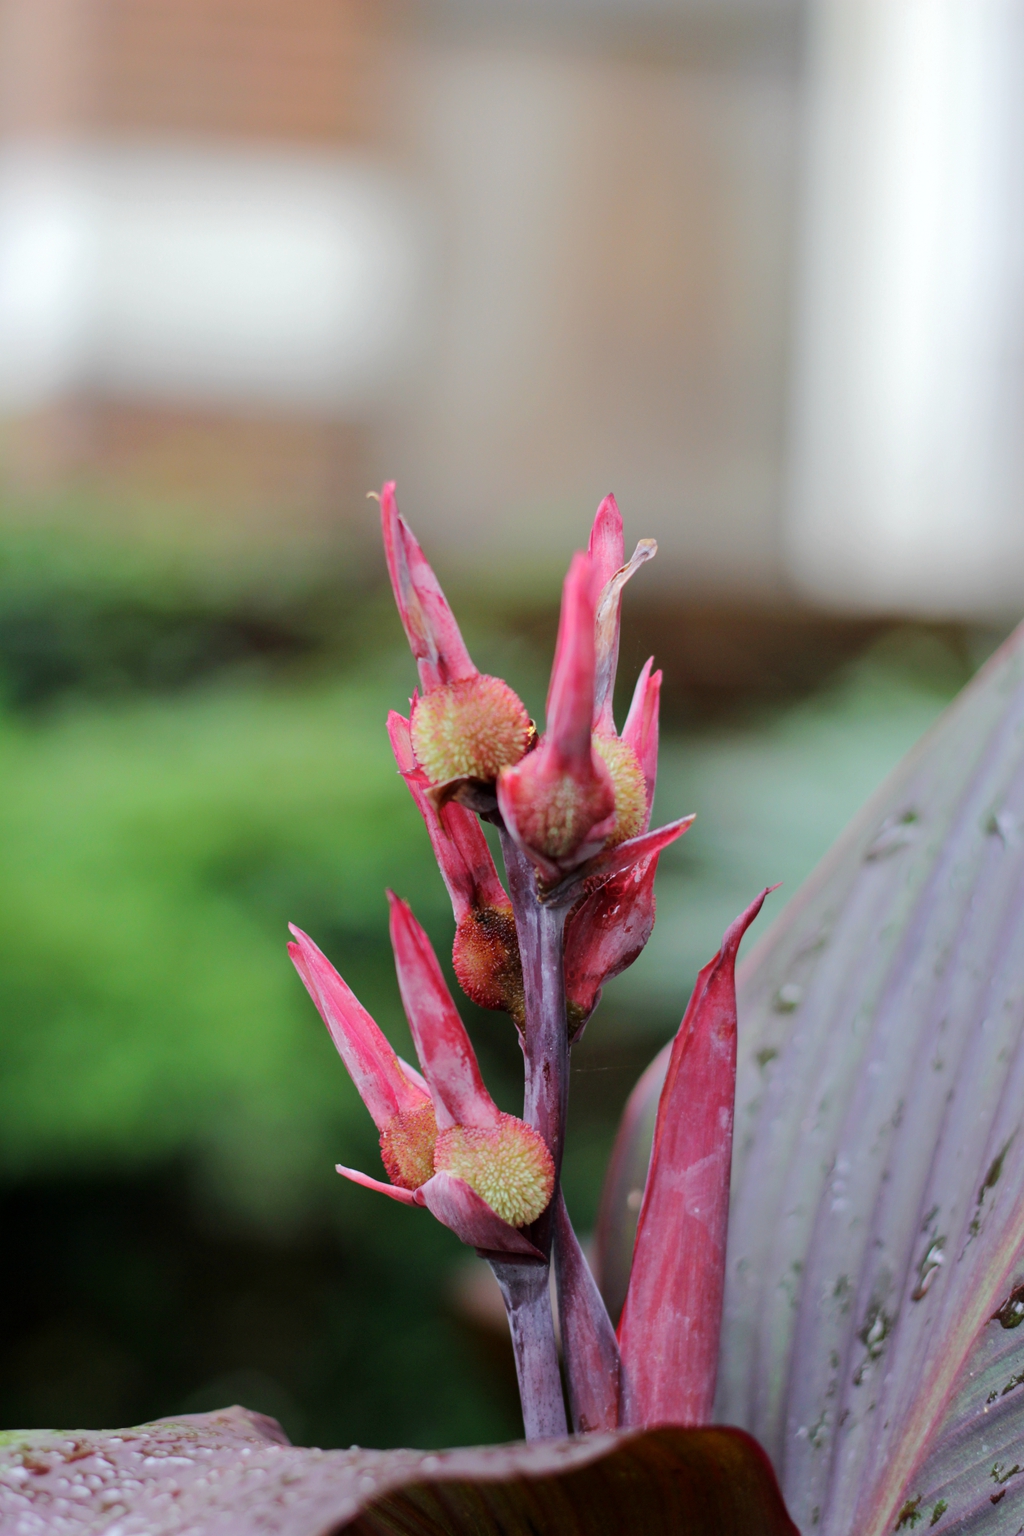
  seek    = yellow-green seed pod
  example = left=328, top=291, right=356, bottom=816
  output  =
left=411, top=675, right=531, bottom=785
left=433, top=1113, right=554, bottom=1227
left=593, top=733, right=647, bottom=846
left=379, top=1099, right=438, bottom=1190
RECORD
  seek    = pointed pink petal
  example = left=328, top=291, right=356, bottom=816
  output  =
left=397, top=1056, right=430, bottom=1096
left=419, top=1171, right=545, bottom=1257
left=593, top=541, right=657, bottom=735
left=587, top=493, right=625, bottom=592
left=388, top=710, right=509, bottom=920
left=622, top=661, right=661, bottom=822
left=335, top=1164, right=419, bottom=1204
left=545, top=550, right=600, bottom=767
left=288, top=925, right=427, bottom=1132
left=380, top=482, right=477, bottom=693
left=563, top=856, right=660, bottom=1031
left=617, top=887, right=775, bottom=1428
left=553, top=1193, right=621, bottom=1431
left=546, top=815, right=694, bottom=903
left=386, top=893, right=500, bottom=1133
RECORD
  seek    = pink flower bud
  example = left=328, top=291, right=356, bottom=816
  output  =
left=562, top=662, right=666, bottom=1031
left=622, top=659, right=661, bottom=822
left=498, top=552, right=616, bottom=882
left=291, top=910, right=553, bottom=1251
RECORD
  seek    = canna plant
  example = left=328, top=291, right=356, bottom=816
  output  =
left=13, top=488, right=1024, bottom=1535
left=289, top=483, right=767, bottom=1445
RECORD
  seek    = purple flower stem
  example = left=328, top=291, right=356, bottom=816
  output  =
left=488, top=1257, right=568, bottom=1440
left=499, top=831, right=570, bottom=1189
left=493, top=828, right=572, bottom=1439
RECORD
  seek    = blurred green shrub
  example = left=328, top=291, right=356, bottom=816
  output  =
left=0, top=675, right=470, bottom=1210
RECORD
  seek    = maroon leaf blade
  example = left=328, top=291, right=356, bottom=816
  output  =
left=594, top=1042, right=670, bottom=1325
left=595, top=624, right=1024, bottom=1533
left=716, top=621, right=1024, bottom=1534
left=617, top=889, right=772, bottom=1428
left=0, top=1409, right=798, bottom=1535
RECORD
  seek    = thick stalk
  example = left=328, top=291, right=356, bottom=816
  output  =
left=492, top=828, right=570, bottom=1440
left=498, top=831, right=570, bottom=1191
left=489, top=1258, right=567, bottom=1439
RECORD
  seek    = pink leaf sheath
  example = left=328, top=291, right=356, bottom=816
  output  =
left=386, top=892, right=500, bottom=1133
left=593, top=542, right=658, bottom=736
left=554, top=1192, right=622, bottom=1432
left=387, top=710, right=509, bottom=918
left=622, top=660, right=662, bottom=822
left=380, top=481, right=477, bottom=693
left=545, top=550, right=604, bottom=767
left=335, top=1165, right=419, bottom=1204
left=544, top=815, right=694, bottom=908
left=287, top=925, right=429, bottom=1132
left=419, top=1171, right=546, bottom=1259
left=587, top=493, right=625, bottom=594
left=563, top=855, right=659, bottom=1034
left=561, top=664, right=665, bottom=1027
left=335, top=1165, right=547, bottom=1259
left=618, top=887, right=775, bottom=1428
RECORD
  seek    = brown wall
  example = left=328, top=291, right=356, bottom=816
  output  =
left=0, top=0, right=387, bottom=142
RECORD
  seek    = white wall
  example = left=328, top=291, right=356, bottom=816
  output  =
left=0, top=141, right=426, bottom=413
left=378, top=28, right=799, bottom=591
left=786, top=0, right=1024, bottom=616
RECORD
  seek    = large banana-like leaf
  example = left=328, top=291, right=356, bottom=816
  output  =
left=0, top=1406, right=796, bottom=1534
left=599, top=624, right=1024, bottom=1533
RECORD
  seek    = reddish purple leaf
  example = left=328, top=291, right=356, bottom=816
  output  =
left=617, top=888, right=772, bottom=1428
left=0, top=1407, right=798, bottom=1535
left=600, top=621, right=1024, bottom=1534
left=594, top=1044, right=670, bottom=1326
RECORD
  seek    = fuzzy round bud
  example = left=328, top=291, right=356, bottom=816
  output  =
left=410, top=675, right=531, bottom=785
left=498, top=746, right=615, bottom=866
left=593, top=734, right=647, bottom=847
left=433, top=1113, right=555, bottom=1227
left=379, top=1100, right=438, bottom=1190
left=452, top=905, right=525, bottom=1029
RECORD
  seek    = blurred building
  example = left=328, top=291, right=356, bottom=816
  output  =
left=0, top=0, right=406, bottom=540
left=1, top=0, right=1022, bottom=615
left=786, top=0, right=1024, bottom=617
left=0, top=0, right=801, bottom=590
